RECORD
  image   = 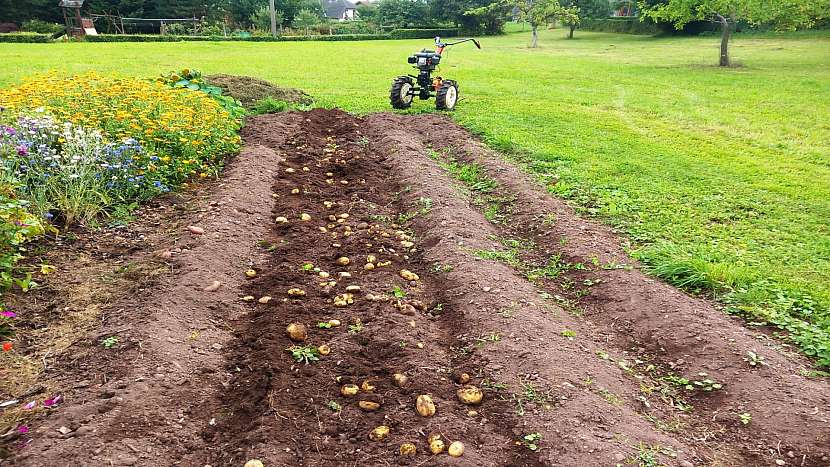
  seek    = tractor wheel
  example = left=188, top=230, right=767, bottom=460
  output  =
left=390, top=76, right=414, bottom=109
left=435, top=80, right=459, bottom=111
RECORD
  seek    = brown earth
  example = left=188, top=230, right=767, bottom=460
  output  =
left=1, top=109, right=828, bottom=467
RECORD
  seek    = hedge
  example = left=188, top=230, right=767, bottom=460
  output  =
left=0, top=33, right=52, bottom=43
left=581, top=17, right=662, bottom=35
left=388, top=28, right=460, bottom=39
left=83, top=33, right=393, bottom=42
left=0, top=29, right=460, bottom=44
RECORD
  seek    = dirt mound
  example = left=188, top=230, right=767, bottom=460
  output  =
left=205, top=74, right=313, bottom=109
left=5, top=109, right=829, bottom=467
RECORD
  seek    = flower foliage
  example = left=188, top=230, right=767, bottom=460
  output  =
left=0, top=72, right=242, bottom=184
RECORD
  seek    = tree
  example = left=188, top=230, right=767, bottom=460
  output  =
left=468, top=0, right=573, bottom=47
left=560, top=0, right=611, bottom=38
left=430, top=0, right=505, bottom=33
left=250, top=4, right=284, bottom=30
left=292, top=8, right=319, bottom=33
left=641, top=0, right=830, bottom=67
left=376, top=0, right=431, bottom=28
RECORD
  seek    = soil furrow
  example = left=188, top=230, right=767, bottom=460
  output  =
left=11, top=121, right=297, bottom=466
left=202, top=110, right=526, bottom=467
left=387, top=113, right=830, bottom=466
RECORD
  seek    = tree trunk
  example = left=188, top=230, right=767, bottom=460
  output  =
left=531, top=24, right=538, bottom=48
left=716, top=13, right=730, bottom=67
left=269, top=0, right=277, bottom=38
left=568, top=23, right=575, bottom=39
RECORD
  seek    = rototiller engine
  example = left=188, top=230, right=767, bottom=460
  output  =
left=390, top=36, right=481, bottom=111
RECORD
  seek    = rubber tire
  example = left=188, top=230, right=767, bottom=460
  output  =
left=435, top=80, right=458, bottom=111
left=390, top=76, right=414, bottom=109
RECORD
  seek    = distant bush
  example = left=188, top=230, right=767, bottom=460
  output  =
left=388, top=28, right=460, bottom=39
left=581, top=17, right=662, bottom=35
left=21, top=19, right=64, bottom=34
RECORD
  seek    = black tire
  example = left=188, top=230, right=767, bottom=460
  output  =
left=390, top=76, right=414, bottom=109
left=435, top=80, right=459, bottom=111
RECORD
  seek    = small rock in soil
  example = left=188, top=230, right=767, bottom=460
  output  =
left=187, top=226, right=205, bottom=235
left=203, top=281, right=221, bottom=292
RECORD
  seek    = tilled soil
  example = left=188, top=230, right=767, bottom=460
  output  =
left=2, top=109, right=829, bottom=467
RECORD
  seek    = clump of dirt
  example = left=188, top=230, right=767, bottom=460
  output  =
left=205, top=74, right=313, bottom=109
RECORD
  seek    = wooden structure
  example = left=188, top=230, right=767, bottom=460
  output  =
left=60, top=0, right=97, bottom=36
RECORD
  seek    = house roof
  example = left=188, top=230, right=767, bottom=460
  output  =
left=322, top=0, right=357, bottom=18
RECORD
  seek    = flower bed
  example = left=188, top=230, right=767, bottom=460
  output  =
left=0, top=71, right=243, bottom=349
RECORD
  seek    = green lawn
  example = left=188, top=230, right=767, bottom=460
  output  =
left=1, top=28, right=829, bottom=363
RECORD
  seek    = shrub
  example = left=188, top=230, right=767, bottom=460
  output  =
left=21, top=19, right=64, bottom=35
left=388, top=28, right=460, bottom=39
left=580, top=17, right=662, bottom=35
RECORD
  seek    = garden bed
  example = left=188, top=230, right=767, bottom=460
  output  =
left=3, top=109, right=828, bottom=466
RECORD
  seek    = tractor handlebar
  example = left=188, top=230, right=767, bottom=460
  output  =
left=434, top=36, right=481, bottom=51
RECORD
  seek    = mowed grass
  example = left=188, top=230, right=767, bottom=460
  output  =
left=1, top=29, right=829, bottom=362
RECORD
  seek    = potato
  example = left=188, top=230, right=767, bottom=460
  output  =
left=429, top=439, right=445, bottom=454
left=327, top=319, right=341, bottom=327
left=333, top=293, right=354, bottom=307
left=244, top=460, right=265, bottom=467
left=416, top=395, right=436, bottom=417
left=364, top=263, right=375, bottom=271
left=448, top=441, right=465, bottom=457
left=377, top=261, right=391, bottom=267
left=336, top=257, right=351, bottom=266
left=318, top=344, right=331, bottom=355
left=369, top=425, right=390, bottom=441
left=288, top=288, right=306, bottom=297
left=245, top=269, right=257, bottom=278
left=427, top=433, right=442, bottom=444
left=361, top=380, right=376, bottom=392
left=258, top=296, right=272, bottom=304
left=340, top=384, right=359, bottom=396
left=300, top=213, right=312, bottom=221
left=286, top=323, right=308, bottom=342
left=399, top=270, right=419, bottom=281
left=457, top=385, right=483, bottom=405
left=285, top=168, right=295, bottom=173
left=456, top=372, right=471, bottom=384
left=290, top=188, right=300, bottom=194
left=345, top=285, right=361, bottom=293
left=367, top=255, right=377, bottom=263
left=401, top=241, right=415, bottom=248
left=242, top=295, right=255, bottom=302
left=358, top=400, right=380, bottom=411
left=399, top=443, right=417, bottom=457
left=392, top=373, right=409, bottom=388
left=275, top=216, right=289, bottom=224
left=319, top=271, right=330, bottom=278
